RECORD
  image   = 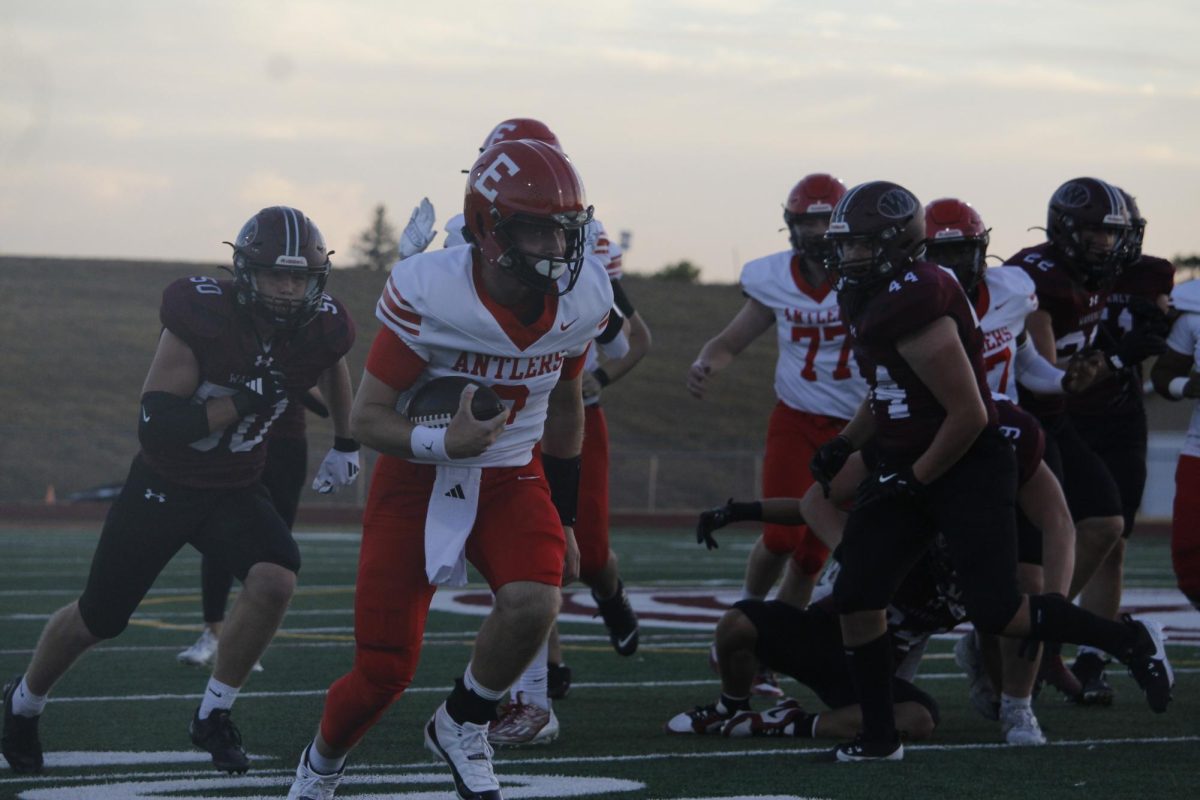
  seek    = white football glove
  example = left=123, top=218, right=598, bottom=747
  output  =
left=312, top=445, right=360, bottom=494
left=398, top=197, right=437, bottom=260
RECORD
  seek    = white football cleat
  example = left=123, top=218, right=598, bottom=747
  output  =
left=286, top=744, right=344, bottom=799
left=488, top=693, right=559, bottom=746
left=1000, top=704, right=1046, bottom=746
left=425, top=701, right=502, bottom=800
left=177, top=629, right=218, bottom=667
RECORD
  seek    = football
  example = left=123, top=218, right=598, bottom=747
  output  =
left=405, top=376, right=505, bottom=428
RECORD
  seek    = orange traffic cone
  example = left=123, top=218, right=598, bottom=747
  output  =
left=44, top=484, right=57, bottom=505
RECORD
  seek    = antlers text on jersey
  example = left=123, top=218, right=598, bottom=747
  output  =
left=449, top=350, right=566, bottom=382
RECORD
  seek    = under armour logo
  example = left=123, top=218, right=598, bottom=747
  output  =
left=144, top=489, right=166, bottom=503
left=444, top=484, right=466, bottom=500
left=254, top=354, right=274, bottom=367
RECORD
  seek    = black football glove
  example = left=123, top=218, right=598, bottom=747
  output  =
left=1106, top=328, right=1167, bottom=372
left=810, top=435, right=854, bottom=498
left=696, top=498, right=763, bottom=550
left=855, top=464, right=923, bottom=510
left=1126, top=296, right=1171, bottom=339
left=232, top=370, right=288, bottom=416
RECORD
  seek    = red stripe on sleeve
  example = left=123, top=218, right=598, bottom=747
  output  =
left=365, top=327, right=428, bottom=391
left=561, top=343, right=591, bottom=379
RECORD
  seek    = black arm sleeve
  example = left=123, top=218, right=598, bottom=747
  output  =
left=595, top=304, right=626, bottom=346
left=610, top=279, right=636, bottom=317
left=542, top=454, right=582, bottom=526
left=138, top=391, right=212, bottom=449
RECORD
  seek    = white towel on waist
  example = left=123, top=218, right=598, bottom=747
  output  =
left=424, top=464, right=483, bottom=586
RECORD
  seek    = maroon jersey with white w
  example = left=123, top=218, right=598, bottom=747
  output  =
left=141, top=276, right=355, bottom=489
left=846, top=261, right=996, bottom=460
left=1005, top=242, right=1107, bottom=418
left=1068, top=254, right=1175, bottom=415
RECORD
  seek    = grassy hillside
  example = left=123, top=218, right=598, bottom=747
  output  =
left=0, top=256, right=779, bottom=508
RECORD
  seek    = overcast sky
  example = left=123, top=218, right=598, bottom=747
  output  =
left=3, top=0, right=1199, bottom=283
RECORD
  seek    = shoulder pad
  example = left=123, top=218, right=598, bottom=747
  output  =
left=160, top=277, right=234, bottom=341
left=1172, top=279, right=1200, bottom=314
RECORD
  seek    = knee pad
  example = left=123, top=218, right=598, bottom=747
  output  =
left=355, top=644, right=419, bottom=697
left=962, top=590, right=1022, bottom=635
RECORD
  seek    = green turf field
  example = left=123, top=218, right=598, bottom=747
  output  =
left=0, top=526, right=1196, bottom=799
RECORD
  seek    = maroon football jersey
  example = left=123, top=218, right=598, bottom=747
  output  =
left=140, top=276, right=355, bottom=488
left=1068, top=254, right=1175, bottom=415
left=995, top=398, right=1045, bottom=487
left=1005, top=242, right=1107, bottom=418
left=847, top=261, right=997, bottom=460
left=270, top=394, right=308, bottom=440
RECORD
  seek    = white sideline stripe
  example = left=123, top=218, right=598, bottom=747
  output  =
left=4, top=735, right=1199, bottom=786
left=27, top=669, right=1200, bottom=704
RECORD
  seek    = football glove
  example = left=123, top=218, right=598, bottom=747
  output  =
left=1126, top=296, right=1170, bottom=339
left=1105, top=327, right=1167, bottom=372
left=810, top=435, right=854, bottom=498
left=696, top=498, right=763, bottom=550
left=312, top=437, right=361, bottom=494
left=855, top=464, right=923, bottom=510
left=398, top=197, right=437, bottom=260
left=232, top=370, right=287, bottom=416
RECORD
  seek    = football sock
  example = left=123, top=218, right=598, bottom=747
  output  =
left=198, top=677, right=238, bottom=720
left=1000, top=693, right=1032, bottom=713
left=306, top=741, right=346, bottom=775
left=718, top=692, right=751, bottom=713
left=797, top=712, right=820, bottom=738
left=845, top=633, right=897, bottom=743
left=11, top=676, right=47, bottom=717
left=512, top=639, right=550, bottom=710
left=447, top=667, right=502, bottom=725
left=1026, top=593, right=1135, bottom=660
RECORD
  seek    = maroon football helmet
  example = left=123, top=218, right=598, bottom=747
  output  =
left=824, top=181, right=925, bottom=293
left=226, top=206, right=331, bottom=329
left=924, top=198, right=990, bottom=293
left=479, top=118, right=563, bottom=152
left=783, top=173, right=848, bottom=262
left=1046, top=177, right=1131, bottom=288
left=463, top=139, right=593, bottom=295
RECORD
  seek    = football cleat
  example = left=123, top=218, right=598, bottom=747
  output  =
left=954, top=630, right=999, bottom=721
left=547, top=662, right=571, bottom=700
left=488, top=693, right=559, bottom=746
left=1121, top=617, right=1174, bottom=713
left=722, top=698, right=809, bottom=738
left=1070, top=651, right=1114, bottom=706
left=751, top=669, right=785, bottom=698
left=1036, top=651, right=1082, bottom=700
left=188, top=708, right=249, bottom=774
left=177, top=629, right=219, bottom=667
left=2, top=675, right=43, bottom=774
left=833, top=733, right=904, bottom=762
left=424, top=702, right=502, bottom=800
left=593, top=581, right=639, bottom=656
left=664, top=702, right=737, bottom=735
left=1000, top=705, right=1047, bottom=746
left=286, top=744, right=344, bottom=800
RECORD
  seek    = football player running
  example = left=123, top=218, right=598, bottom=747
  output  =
left=1151, top=279, right=1200, bottom=613
left=1, top=207, right=356, bottom=776
left=816, top=181, right=1172, bottom=762
left=687, top=174, right=865, bottom=695
left=285, top=140, right=611, bottom=800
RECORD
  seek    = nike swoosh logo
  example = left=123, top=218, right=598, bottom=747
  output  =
left=207, top=688, right=223, bottom=698
left=423, top=443, right=434, bottom=452
left=560, top=318, right=579, bottom=331
left=617, top=629, right=638, bottom=649
left=141, top=407, right=151, bottom=423
left=994, top=301, right=1008, bottom=311
left=879, top=473, right=897, bottom=483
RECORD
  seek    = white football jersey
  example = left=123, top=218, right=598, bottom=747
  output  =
left=978, top=266, right=1039, bottom=400
left=376, top=246, right=614, bottom=467
left=1167, top=280, right=1200, bottom=457
left=739, top=251, right=866, bottom=420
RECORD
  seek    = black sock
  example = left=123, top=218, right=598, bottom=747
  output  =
left=793, top=712, right=819, bottom=738
left=444, top=678, right=500, bottom=725
left=845, top=633, right=896, bottom=743
left=719, top=692, right=751, bottom=713
left=1027, top=594, right=1136, bottom=661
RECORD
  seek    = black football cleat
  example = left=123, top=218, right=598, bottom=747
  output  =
left=1121, top=616, right=1174, bottom=713
left=547, top=662, right=572, bottom=700
left=189, top=708, right=250, bottom=774
left=1070, top=651, right=1114, bottom=706
left=2, top=675, right=44, bottom=774
left=593, top=580, right=639, bottom=656
left=833, top=733, right=904, bottom=762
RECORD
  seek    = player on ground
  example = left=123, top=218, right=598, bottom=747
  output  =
left=177, top=392, right=359, bottom=671
left=1004, top=178, right=1167, bottom=704
left=1, top=206, right=356, bottom=776
left=687, top=173, right=864, bottom=694
left=1151, top=278, right=1200, bottom=612
left=816, top=180, right=1172, bottom=763
left=285, top=140, right=612, bottom=800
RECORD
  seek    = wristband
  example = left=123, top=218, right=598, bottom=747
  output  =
left=410, top=425, right=449, bottom=460
left=593, top=368, right=611, bottom=388
left=333, top=436, right=360, bottom=453
left=1169, top=376, right=1189, bottom=400
left=728, top=501, right=763, bottom=523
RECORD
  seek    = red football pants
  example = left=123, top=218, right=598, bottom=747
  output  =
left=1172, top=454, right=1200, bottom=607
left=317, top=454, right=566, bottom=751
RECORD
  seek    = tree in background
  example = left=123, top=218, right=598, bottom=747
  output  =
left=654, top=259, right=702, bottom=283
left=1173, top=253, right=1200, bottom=282
left=354, top=205, right=398, bottom=271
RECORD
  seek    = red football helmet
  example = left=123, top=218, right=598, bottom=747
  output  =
left=463, top=139, right=593, bottom=295
left=479, top=118, right=563, bottom=152
left=783, top=173, right=848, bottom=261
left=1046, top=176, right=1131, bottom=288
left=824, top=181, right=925, bottom=293
left=226, top=205, right=331, bottom=329
left=924, top=198, right=990, bottom=293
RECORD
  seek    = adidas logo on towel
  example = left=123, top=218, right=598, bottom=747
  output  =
left=444, top=484, right=466, bottom=499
